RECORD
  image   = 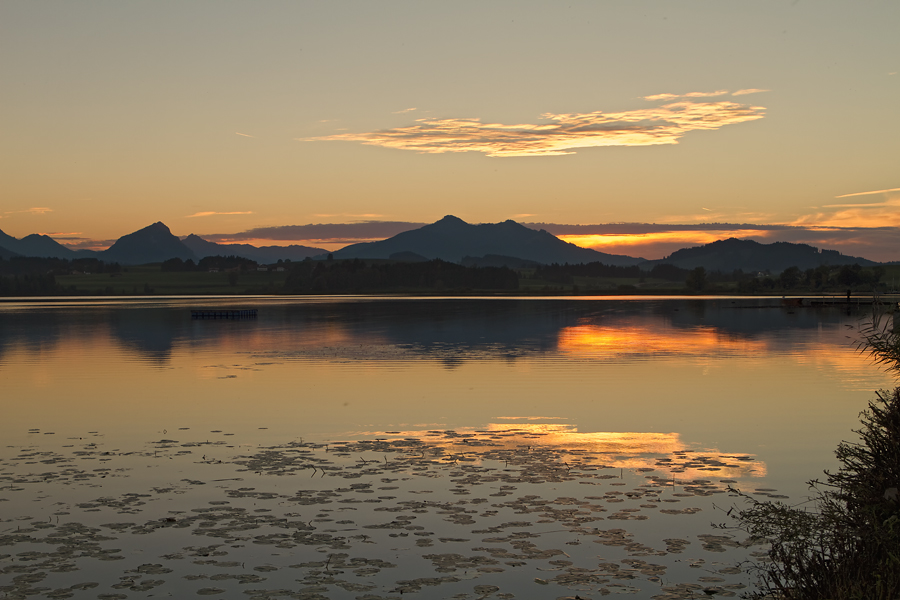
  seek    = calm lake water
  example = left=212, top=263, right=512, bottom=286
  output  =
left=1, top=296, right=895, bottom=599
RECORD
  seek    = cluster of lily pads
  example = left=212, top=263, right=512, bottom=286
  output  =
left=0, top=428, right=779, bottom=599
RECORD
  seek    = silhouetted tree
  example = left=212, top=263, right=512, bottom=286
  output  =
left=685, top=266, right=707, bottom=292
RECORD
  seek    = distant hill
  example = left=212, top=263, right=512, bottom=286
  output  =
left=100, top=222, right=195, bottom=265
left=331, top=215, right=643, bottom=266
left=646, top=238, right=877, bottom=273
left=0, top=245, right=20, bottom=259
left=0, top=228, right=75, bottom=258
left=181, top=234, right=325, bottom=263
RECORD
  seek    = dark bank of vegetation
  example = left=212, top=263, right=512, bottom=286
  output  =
left=160, top=255, right=259, bottom=272
left=282, top=258, right=519, bottom=293
left=1, top=254, right=896, bottom=296
left=525, top=261, right=889, bottom=294
left=726, top=310, right=900, bottom=599
left=0, top=256, right=122, bottom=296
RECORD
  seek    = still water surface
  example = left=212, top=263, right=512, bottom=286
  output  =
left=0, top=296, right=894, bottom=598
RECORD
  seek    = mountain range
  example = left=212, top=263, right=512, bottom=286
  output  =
left=0, top=216, right=883, bottom=272
left=331, top=215, right=643, bottom=266
left=0, top=222, right=326, bottom=265
left=645, top=238, right=877, bottom=273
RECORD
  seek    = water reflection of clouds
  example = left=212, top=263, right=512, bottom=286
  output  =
left=351, top=424, right=767, bottom=480
left=557, top=323, right=770, bottom=359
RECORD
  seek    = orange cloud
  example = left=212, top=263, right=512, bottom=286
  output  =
left=732, top=88, right=770, bottom=96
left=308, top=98, right=766, bottom=157
left=4, top=207, right=53, bottom=216
left=642, top=90, right=729, bottom=101
left=791, top=198, right=900, bottom=229
left=186, top=211, right=255, bottom=218
left=834, top=186, right=900, bottom=199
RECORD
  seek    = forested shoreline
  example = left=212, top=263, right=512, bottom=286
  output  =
left=0, top=255, right=892, bottom=296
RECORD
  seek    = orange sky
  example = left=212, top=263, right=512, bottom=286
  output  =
left=1, top=2, right=898, bottom=261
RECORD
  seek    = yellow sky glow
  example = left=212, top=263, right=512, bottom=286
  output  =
left=558, top=230, right=770, bottom=250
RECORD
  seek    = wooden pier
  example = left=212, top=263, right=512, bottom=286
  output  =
left=191, top=309, right=257, bottom=319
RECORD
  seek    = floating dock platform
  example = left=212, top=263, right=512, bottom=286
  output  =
left=191, top=309, right=257, bottom=319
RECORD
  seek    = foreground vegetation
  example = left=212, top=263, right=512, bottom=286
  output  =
left=727, top=309, right=900, bottom=599
left=1, top=254, right=897, bottom=296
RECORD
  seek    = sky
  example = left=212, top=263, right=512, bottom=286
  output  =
left=2, top=1, right=899, bottom=261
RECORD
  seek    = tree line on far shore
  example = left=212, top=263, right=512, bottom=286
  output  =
left=283, top=258, right=519, bottom=292
left=533, top=261, right=887, bottom=293
left=0, top=254, right=891, bottom=296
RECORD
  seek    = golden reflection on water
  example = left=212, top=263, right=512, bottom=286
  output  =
left=0, top=298, right=892, bottom=495
left=353, top=424, right=767, bottom=480
left=558, top=323, right=769, bottom=356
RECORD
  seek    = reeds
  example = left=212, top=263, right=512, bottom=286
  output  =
left=727, top=383, right=900, bottom=598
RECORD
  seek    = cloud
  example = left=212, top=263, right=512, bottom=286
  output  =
left=306, top=98, right=766, bottom=157
left=732, top=89, right=770, bottom=96
left=4, top=207, right=53, bottom=215
left=642, top=90, right=729, bottom=101
left=392, top=108, right=418, bottom=114
left=235, top=132, right=255, bottom=138
left=201, top=221, right=427, bottom=245
left=314, top=213, right=385, bottom=219
left=790, top=198, right=900, bottom=229
left=57, top=238, right=118, bottom=251
left=834, top=186, right=900, bottom=199
left=186, top=211, right=255, bottom=218
left=528, top=221, right=900, bottom=262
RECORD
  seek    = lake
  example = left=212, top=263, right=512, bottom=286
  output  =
left=1, top=296, right=895, bottom=599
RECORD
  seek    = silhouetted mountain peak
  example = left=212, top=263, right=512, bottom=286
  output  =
left=0, top=228, right=75, bottom=258
left=144, top=221, right=173, bottom=235
left=181, top=232, right=326, bottom=263
left=333, top=216, right=643, bottom=266
left=652, top=237, right=876, bottom=272
left=101, top=221, right=195, bottom=264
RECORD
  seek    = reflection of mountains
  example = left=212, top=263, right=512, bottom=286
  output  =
left=0, top=304, right=190, bottom=364
left=0, top=298, right=867, bottom=365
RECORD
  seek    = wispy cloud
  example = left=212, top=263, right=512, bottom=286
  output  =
left=392, top=107, right=418, bottom=114
left=314, top=213, right=385, bottom=220
left=235, top=132, right=255, bottom=138
left=58, top=238, right=118, bottom=251
left=834, top=186, right=900, bottom=199
left=202, top=221, right=426, bottom=245
left=186, top=211, right=255, bottom=218
left=642, top=90, right=729, bottom=101
left=732, top=89, right=770, bottom=96
left=306, top=97, right=766, bottom=157
left=790, top=199, right=900, bottom=229
left=4, top=207, right=53, bottom=215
